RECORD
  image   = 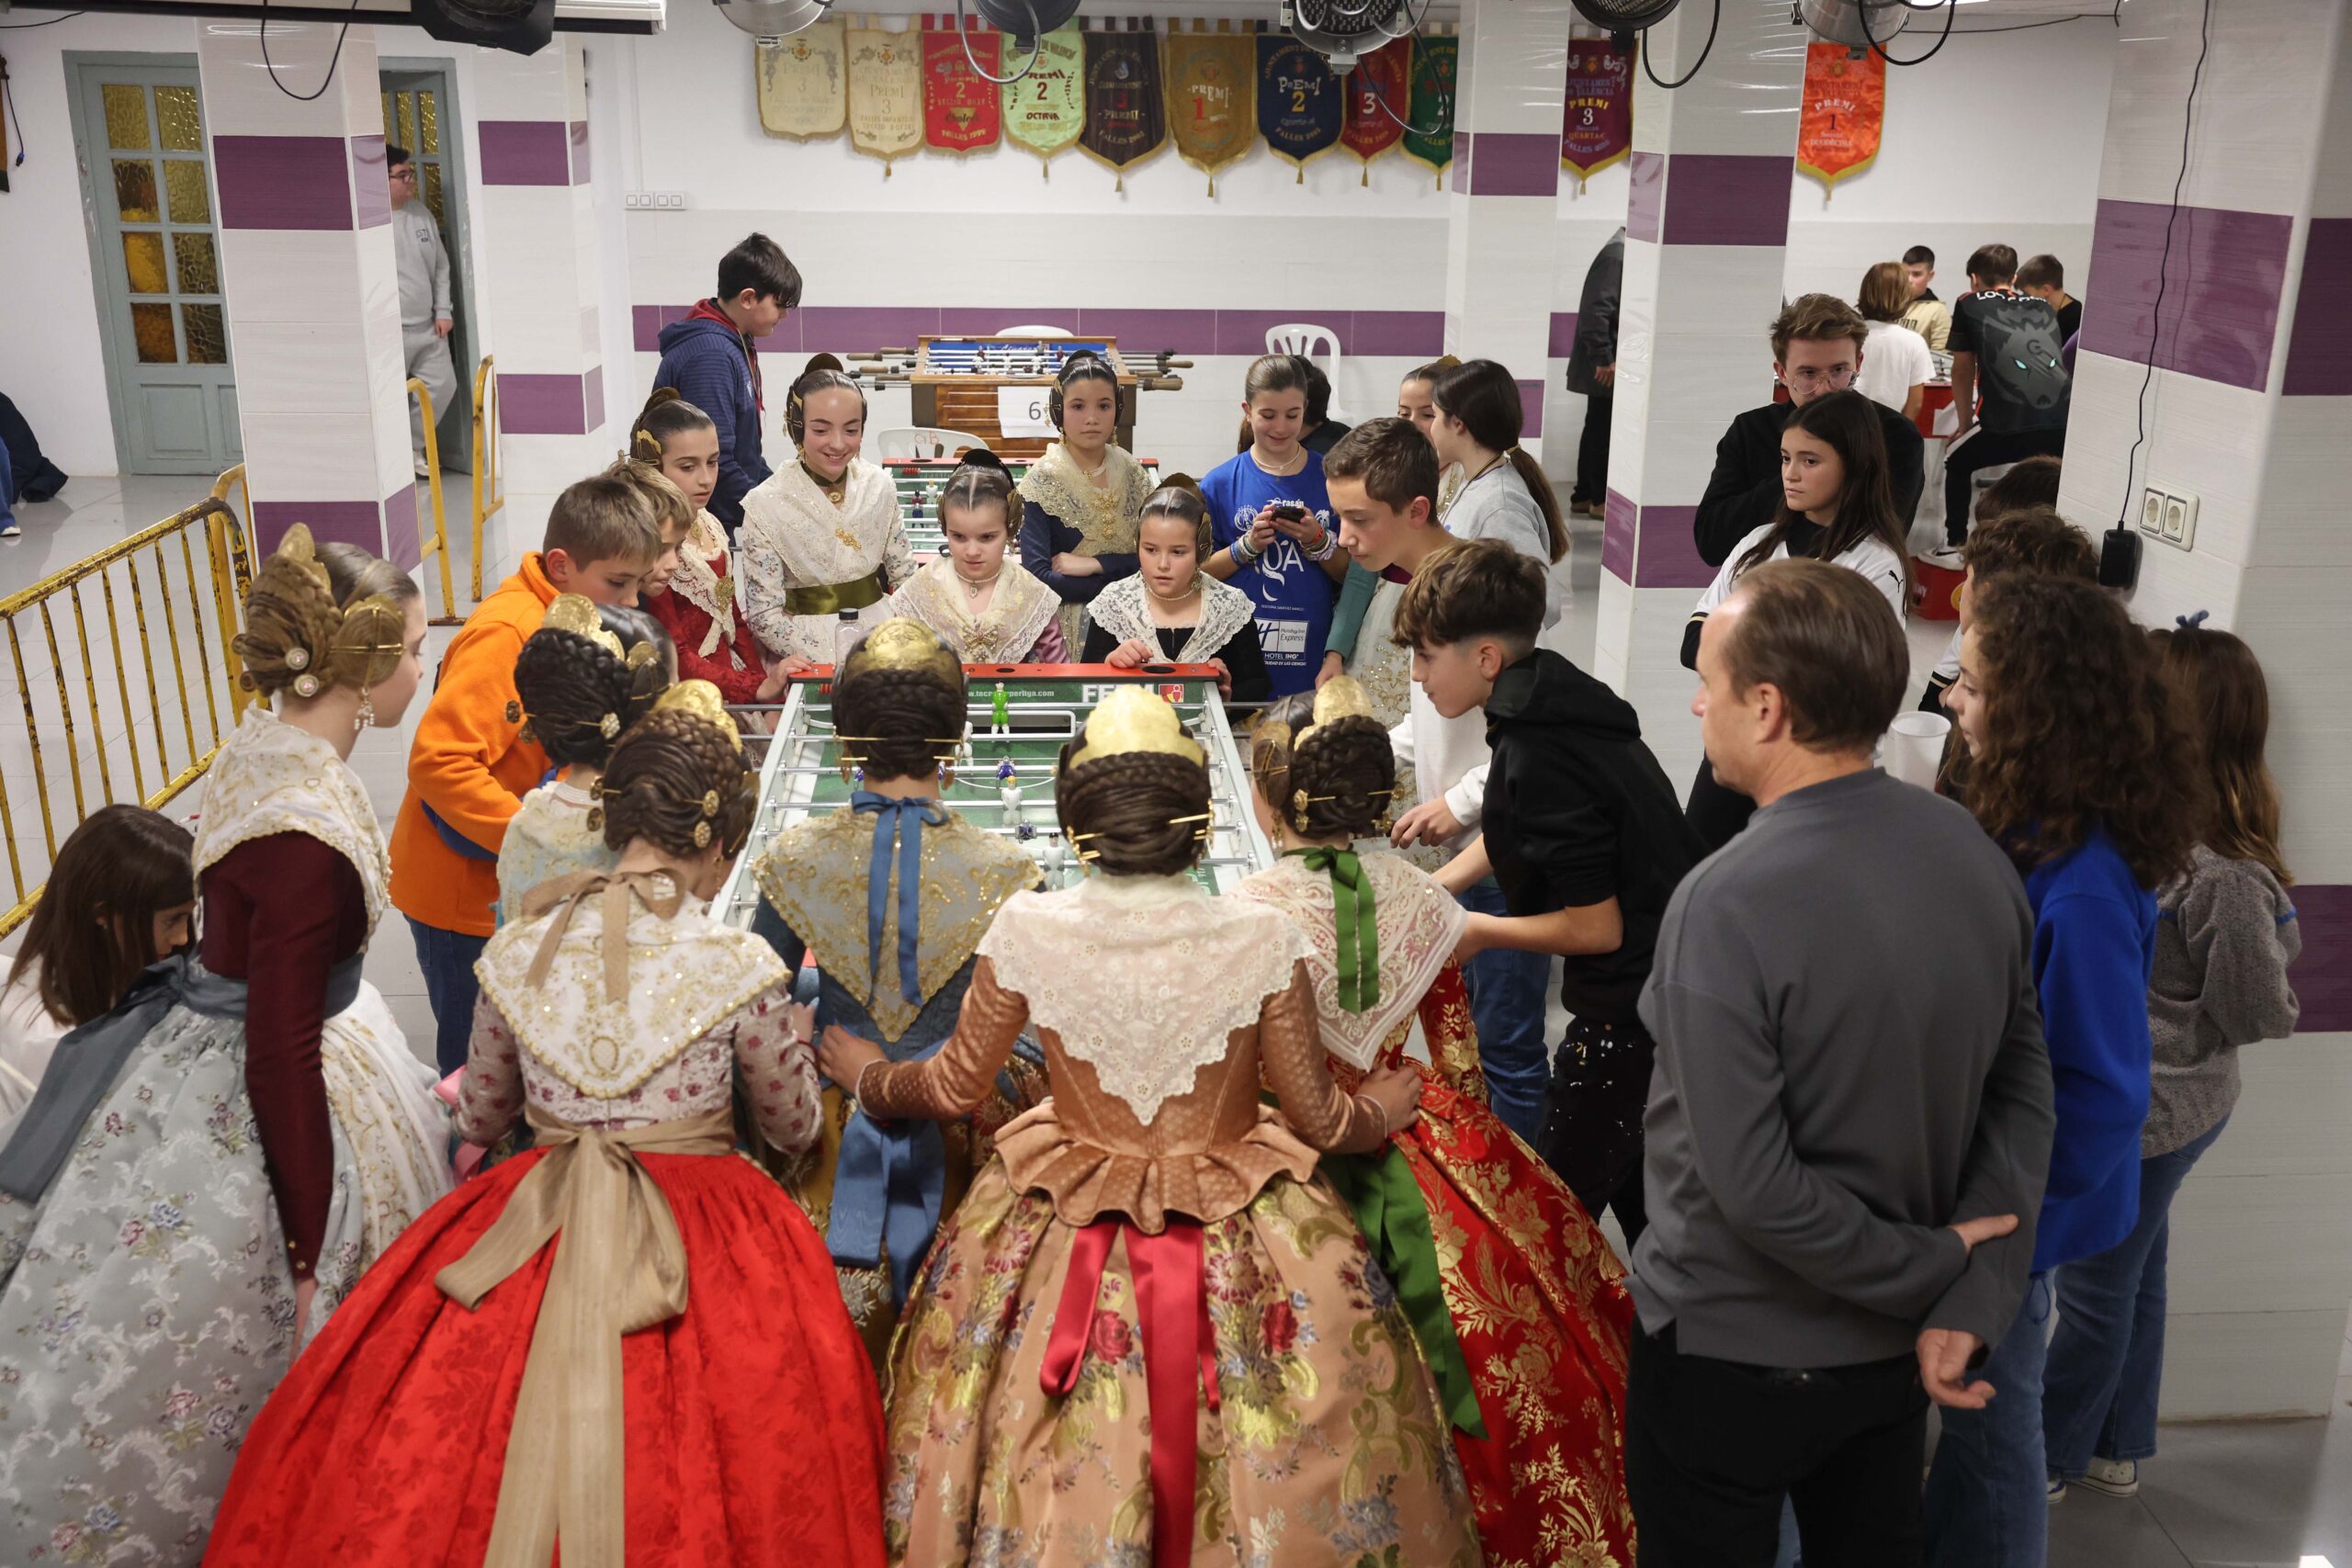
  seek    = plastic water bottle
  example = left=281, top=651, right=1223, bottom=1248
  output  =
left=834, top=609, right=862, bottom=665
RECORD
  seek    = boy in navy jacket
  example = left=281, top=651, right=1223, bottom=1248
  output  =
left=652, top=232, right=800, bottom=533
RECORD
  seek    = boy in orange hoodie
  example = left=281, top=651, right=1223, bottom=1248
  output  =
left=390, top=474, right=669, bottom=1072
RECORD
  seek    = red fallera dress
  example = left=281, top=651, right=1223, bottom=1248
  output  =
left=647, top=510, right=771, bottom=705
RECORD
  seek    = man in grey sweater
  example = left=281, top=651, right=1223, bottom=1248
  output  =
left=1627, top=558, right=2056, bottom=1567
left=390, top=144, right=458, bottom=479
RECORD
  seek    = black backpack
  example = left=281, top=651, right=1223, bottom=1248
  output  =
left=1966, top=291, right=2070, bottom=432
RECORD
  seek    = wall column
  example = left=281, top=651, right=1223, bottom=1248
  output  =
left=199, top=20, right=418, bottom=567
left=470, top=39, right=608, bottom=565
left=1587, top=0, right=1805, bottom=786
left=1441, top=0, right=1575, bottom=458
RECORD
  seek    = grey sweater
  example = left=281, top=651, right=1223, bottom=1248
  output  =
left=2143, top=845, right=2301, bottom=1157
left=1632, top=769, right=2056, bottom=1366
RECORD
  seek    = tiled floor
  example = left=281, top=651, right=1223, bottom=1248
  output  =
left=6, top=477, right=2350, bottom=1565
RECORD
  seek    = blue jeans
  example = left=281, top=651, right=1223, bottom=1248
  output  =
left=2043, top=1115, right=2229, bottom=1472
left=408, top=918, right=489, bottom=1077
left=1925, top=1270, right=2052, bottom=1568
left=1453, top=876, right=1551, bottom=1143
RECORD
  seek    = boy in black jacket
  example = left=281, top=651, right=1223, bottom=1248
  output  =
left=1396, top=538, right=1703, bottom=1237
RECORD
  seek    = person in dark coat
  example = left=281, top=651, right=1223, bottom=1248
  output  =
left=651, top=234, right=800, bottom=535
left=1564, top=227, right=1623, bottom=520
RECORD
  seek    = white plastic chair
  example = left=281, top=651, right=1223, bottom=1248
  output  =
left=1000, top=324, right=1074, bottom=339
left=1265, top=322, right=1347, bottom=420
left=873, top=427, right=987, bottom=461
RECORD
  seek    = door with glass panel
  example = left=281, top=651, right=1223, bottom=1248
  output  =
left=381, top=63, right=477, bottom=470
left=69, top=58, right=239, bottom=474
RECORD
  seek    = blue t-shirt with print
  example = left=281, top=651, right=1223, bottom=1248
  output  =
left=1199, top=450, right=1336, bottom=699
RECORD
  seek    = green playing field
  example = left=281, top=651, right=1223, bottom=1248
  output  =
left=713, top=669, right=1275, bottom=931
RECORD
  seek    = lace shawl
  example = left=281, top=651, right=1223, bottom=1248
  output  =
left=667, top=510, right=750, bottom=667
left=883, top=558, right=1060, bottom=664
left=1016, top=443, right=1153, bottom=557
left=193, top=709, right=390, bottom=937
left=978, top=874, right=1311, bottom=1122
left=1232, top=851, right=1465, bottom=1069
left=741, top=457, right=901, bottom=588
left=1085, top=571, right=1258, bottom=665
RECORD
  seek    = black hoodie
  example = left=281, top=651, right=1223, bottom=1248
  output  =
left=1483, top=649, right=1705, bottom=1024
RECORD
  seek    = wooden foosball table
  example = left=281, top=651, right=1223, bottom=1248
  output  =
left=848, top=334, right=1187, bottom=461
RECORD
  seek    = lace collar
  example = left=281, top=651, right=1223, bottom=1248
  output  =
left=193, top=709, right=390, bottom=937
left=978, top=874, right=1311, bottom=1122
left=885, top=558, right=1059, bottom=664
left=1086, top=572, right=1258, bottom=665
left=742, top=457, right=899, bottom=589
left=665, top=510, right=748, bottom=666
left=1233, top=851, right=1465, bottom=1069
left=1017, top=443, right=1153, bottom=556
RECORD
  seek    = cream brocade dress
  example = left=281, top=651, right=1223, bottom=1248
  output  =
left=493, top=775, right=614, bottom=927
left=738, top=457, right=916, bottom=664
left=880, top=557, right=1062, bottom=665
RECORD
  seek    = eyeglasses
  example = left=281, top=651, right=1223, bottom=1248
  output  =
left=1784, top=364, right=1857, bottom=390
left=390, top=168, right=418, bottom=182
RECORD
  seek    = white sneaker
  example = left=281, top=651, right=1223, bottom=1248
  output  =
left=2046, top=1475, right=2067, bottom=1506
left=413, top=457, right=431, bottom=479
left=2075, top=1456, right=2139, bottom=1497
left=0, top=520, right=19, bottom=539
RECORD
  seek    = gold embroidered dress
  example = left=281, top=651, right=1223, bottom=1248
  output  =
left=868, top=873, right=1483, bottom=1567
left=1016, top=441, right=1156, bottom=649
left=1236, top=849, right=1638, bottom=1567
left=739, top=457, right=916, bottom=662
left=880, top=556, right=1065, bottom=664
left=494, top=774, right=613, bottom=926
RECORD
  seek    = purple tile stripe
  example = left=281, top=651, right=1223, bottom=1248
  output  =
left=382, top=481, right=421, bottom=572
left=1598, top=491, right=1713, bottom=589
left=1516, top=378, right=1545, bottom=437
left=582, top=365, right=605, bottom=432
left=2289, top=883, right=2350, bottom=1033
left=213, top=136, right=352, bottom=231
left=251, top=499, right=383, bottom=558
left=1464, top=132, right=1561, bottom=197
left=350, top=136, right=390, bottom=230
left=569, top=119, right=591, bottom=186
left=1661, top=153, right=1792, bottom=248
left=633, top=306, right=1453, bottom=360
left=479, top=120, right=572, bottom=186
left=1602, top=489, right=1636, bottom=582
left=2282, top=218, right=2352, bottom=397
left=1547, top=311, right=1582, bottom=359
left=1627, top=151, right=1663, bottom=244
left=2080, top=198, right=2292, bottom=393
left=501, top=372, right=592, bottom=435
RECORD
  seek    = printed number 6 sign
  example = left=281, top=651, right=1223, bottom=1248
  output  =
left=997, top=386, right=1056, bottom=437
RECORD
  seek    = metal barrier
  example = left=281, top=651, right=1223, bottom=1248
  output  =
left=408, top=376, right=461, bottom=626
left=470, top=355, right=503, bottom=606
left=0, top=491, right=256, bottom=938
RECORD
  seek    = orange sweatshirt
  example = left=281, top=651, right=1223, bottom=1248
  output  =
left=389, top=553, right=557, bottom=937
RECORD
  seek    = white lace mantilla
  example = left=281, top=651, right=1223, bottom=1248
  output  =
left=884, top=558, right=1059, bottom=664
left=1232, top=851, right=1465, bottom=1070
left=978, top=874, right=1311, bottom=1122
left=475, top=897, right=786, bottom=1100
left=668, top=509, right=750, bottom=668
left=193, top=708, right=390, bottom=936
left=1017, top=443, right=1154, bottom=557
left=1086, top=572, right=1258, bottom=666
left=741, top=457, right=900, bottom=589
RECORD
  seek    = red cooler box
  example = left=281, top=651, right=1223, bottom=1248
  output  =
left=1913, top=555, right=1964, bottom=621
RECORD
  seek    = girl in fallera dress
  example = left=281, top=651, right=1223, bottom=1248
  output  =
left=0, top=526, right=450, bottom=1566
left=740, top=360, right=916, bottom=668
left=0, top=806, right=193, bottom=1120
left=880, top=451, right=1069, bottom=663
left=1201, top=354, right=1347, bottom=698
left=633, top=389, right=793, bottom=706
left=1080, top=478, right=1272, bottom=702
left=1016, top=349, right=1157, bottom=651
left=204, top=685, right=888, bottom=1568
left=748, top=619, right=1045, bottom=1362
left=816, top=686, right=1482, bottom=1568
left=494, top=596, right=675, bottom=925
left=1234, top=680, right=1639, bottom=1567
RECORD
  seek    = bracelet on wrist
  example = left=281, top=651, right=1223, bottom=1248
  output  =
left=1306, top=528, right=1339, bottom=562
left=1231, top=535, right=1261, bottom=567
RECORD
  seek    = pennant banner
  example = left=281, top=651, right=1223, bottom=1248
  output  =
left=846, top=26, right=923, bottom=174
left=1796, top=41, right=1885, bottom=196
left=1402, top=32, right=1456, bottom=186
left=1080, top=22, right=1167, bottom=190
left=1001, top=24, right=1086, bottom=175
left=756, top=20, right=847, bottom=142
left=922, top=20, right=1002, bottom=154
left=1165, top=21, right=1256, bottom=196
left=1256, top=35, right=1343, bottom=183
left=1340, top=35, right=1411, bottom=185
left=1560, top=38, right=1633, bottom=186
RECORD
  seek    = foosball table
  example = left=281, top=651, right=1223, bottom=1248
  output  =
left=848, top=334, right=1188, bottom=462
left=714, top=664, right=1276, bottom=936
left=885, top=456, right=1162, bottom=556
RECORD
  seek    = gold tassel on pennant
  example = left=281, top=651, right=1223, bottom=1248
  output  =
left=1362, top=163, right=1369, bottom=187
left=1207, top=173, right=1216, bottom=197
left=1296, top=164, right=1305, bottom=185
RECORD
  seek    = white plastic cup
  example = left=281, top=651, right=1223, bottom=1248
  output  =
left=1883, top=711, right=1951, bottom=790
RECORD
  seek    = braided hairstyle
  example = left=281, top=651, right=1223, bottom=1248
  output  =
left=785, top=358, right=866, bottom=447
left=1049, top=350, right=1123, bottom=430
left=597, top=708, right=757, bottom=859
left=236, top=529, right=418, bottom=700
left=832, top=651, right=967, bottom=784
left=633, top=388, right=716, bottom=463
left=1056, top=749, right=1211, bottom=878
left=1250, top=693, right=1395, bottom=840
left=514, top=605, right=676, bottom=771
left=1138, top=473, right=1214, bottom=558
left=936, top=448, right=1016, bottom=536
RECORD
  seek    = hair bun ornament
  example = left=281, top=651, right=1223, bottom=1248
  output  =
left=840, top=616, right=962, bottom=687
left=542, top=593, right=627, bottom=660
left=1066, top=685, right=1204, bottom=773
left=650, top=679, right=741, bottom=748
left=2177, top=609, right=2211, bottom=629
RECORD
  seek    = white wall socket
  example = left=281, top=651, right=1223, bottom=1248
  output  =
left=623, top=192, right=690, bottom=210
left=2137, top=484, right=2199, bottom=552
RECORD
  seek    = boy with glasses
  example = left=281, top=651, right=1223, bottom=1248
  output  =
left=1692, top=295, right=1926, bottom=569
left=388, top=145, right=457, bottom=480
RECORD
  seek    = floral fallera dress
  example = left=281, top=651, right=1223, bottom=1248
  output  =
left=0, top=710, right=448, bottom=1567
left=866, top=873, right=1483, bottom=1568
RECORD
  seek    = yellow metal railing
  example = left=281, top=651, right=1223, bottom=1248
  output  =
left=0, top=490, right=256, bottom=938
left=470, top=355, right=504, bottom=606
left=407, top=376, right=460, bottom=626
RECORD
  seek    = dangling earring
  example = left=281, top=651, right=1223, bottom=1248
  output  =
left=355, top=691, right=376, bottom=732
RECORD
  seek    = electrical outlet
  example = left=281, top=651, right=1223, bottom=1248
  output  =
left=2162, top=489, right=2198, bottom=550
left=624, top=192, right=690, bottom=211
left=2138, top=485, right=2167, bottom=536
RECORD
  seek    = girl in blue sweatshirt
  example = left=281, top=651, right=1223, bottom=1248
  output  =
left=1925, top=573, right=2206, bottom=1568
